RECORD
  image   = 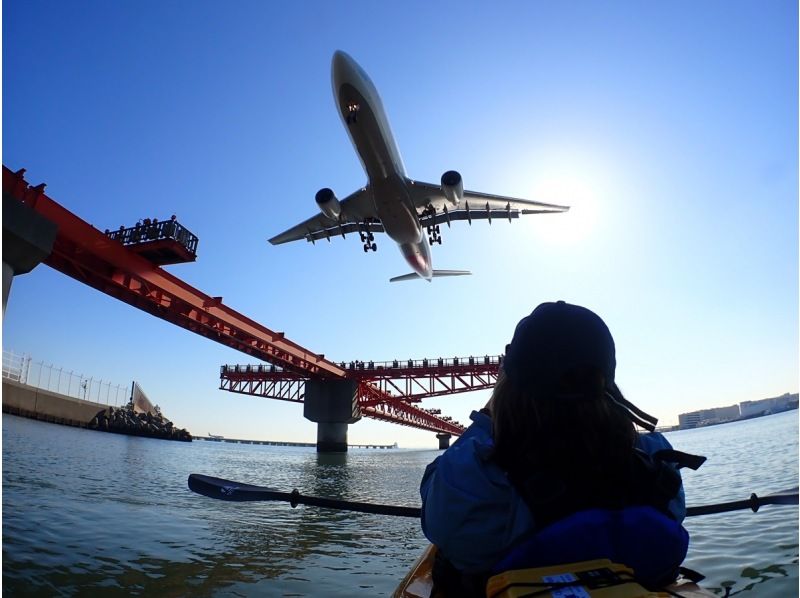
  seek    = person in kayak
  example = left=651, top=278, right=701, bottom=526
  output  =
left=419, top=301, right=704, bottom=596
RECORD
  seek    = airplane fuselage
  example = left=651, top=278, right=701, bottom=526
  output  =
left=331, top=51, right=433, bottom=279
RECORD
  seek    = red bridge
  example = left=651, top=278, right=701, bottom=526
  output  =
left=3, top=166, right=501, bottom=447
left=220, top=356, right=502, bottom=435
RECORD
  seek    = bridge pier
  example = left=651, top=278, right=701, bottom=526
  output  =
left=436, top=433, right=452, bottom=450
left=303, top=379, right=361, bottom=452
left=2, top=193, right=57, bottom=317
left=316, top=422, right=349, bottom=453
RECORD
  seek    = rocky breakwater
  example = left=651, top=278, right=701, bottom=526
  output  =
left=88, top=405, right=192, bottom=441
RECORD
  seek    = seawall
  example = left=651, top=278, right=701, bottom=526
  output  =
left=2, top=379, right=106, bottom=427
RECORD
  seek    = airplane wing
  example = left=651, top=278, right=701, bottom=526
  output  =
left=269, top=187, right=382, bottom=245
left=407, top=180, right=569, bottom=227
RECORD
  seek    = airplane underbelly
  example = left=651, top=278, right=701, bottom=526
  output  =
left=376, top=188, right=421, bottom=244
left=338, top=84, right=403, bottom=181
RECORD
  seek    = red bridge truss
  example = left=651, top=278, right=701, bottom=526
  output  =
left=3, top=166, right=502, bottom=437
left=220, top=356, right=502, bottom=435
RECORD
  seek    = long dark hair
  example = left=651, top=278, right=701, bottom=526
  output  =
left=491, top=367, right=638, bottom=516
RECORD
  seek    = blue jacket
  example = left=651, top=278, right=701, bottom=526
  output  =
left=419, top=410, right=686, bottom=573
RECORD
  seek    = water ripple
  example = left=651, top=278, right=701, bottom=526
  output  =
left=3, top=411, right=797, bottom=596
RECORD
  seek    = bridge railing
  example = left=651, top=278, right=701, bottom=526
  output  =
left=220, top=355, right=504, bottom=376
left=223, top=363, right=282, bottom=373
left=105, top=218, right=198, bottom=255
left=337, top=355, right=504, bottom=371
left=2, top=350, right=129, bottom=407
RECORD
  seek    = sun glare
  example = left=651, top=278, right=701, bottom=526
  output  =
left=532, top=175, right=599, bottom=245
left=504, top=150, right=613, bottom=247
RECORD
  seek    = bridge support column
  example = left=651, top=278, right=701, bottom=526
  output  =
left=304, top=379, right=361, bottom=452
left=2, top=194, right=57, bottom=318
left=2, top=262, right=13, bottom=316
left=316, top=422, right=349, bottom=453
left=436, top=433, right=452, bottom=450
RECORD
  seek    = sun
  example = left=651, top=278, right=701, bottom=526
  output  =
left=530, top=173, right=601, bottom=245
left=504, top=148, right=614, bottom=246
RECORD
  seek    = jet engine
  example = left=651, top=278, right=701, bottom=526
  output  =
left=315, top=188, right=341, bottom=220
left=441, top=170, right=463, bottom=206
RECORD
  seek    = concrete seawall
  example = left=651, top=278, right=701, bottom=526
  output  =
left=2, top=379, right=107, bottom=427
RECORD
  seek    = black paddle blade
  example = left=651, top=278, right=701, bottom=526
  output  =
left=188, top=473, right=422, bottom=516
left=188, top=473, right=286, bottom=502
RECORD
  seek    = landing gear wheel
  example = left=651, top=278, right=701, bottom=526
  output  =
left=363, top=244, right=369, bottom=252
left=371, top=242, right=377, bottom=251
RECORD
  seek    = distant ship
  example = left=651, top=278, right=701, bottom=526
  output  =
left=207, top=433, right=224, bottom=440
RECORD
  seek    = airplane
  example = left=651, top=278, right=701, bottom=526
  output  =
left=269, top=50, right=569, bottom=282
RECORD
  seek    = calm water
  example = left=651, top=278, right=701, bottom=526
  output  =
left=3, top=411, right=798, bottom=596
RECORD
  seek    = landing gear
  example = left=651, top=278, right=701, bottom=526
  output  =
left=345, top=103, right=360, bottom=124
left=360, top=229, right=377, bottom=252
left=427, top=224, right=442, bottom=245
left=421, top=205, right=443, bottom=245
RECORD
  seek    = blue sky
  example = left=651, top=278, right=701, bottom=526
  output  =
left=3, top=1, right=797, bottom=447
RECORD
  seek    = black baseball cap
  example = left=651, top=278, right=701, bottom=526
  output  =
left=503, top=301, right=616, bottom=394
left=502, top=301, right=657, bottom=430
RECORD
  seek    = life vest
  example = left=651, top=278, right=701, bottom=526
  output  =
left=494, top=448, right=706, bottom=589
left=491, top=506, right=688, bottom=588
left=486, top=557, right=706, bottom=598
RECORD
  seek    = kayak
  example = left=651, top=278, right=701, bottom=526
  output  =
left=393, top=544, right=438, bottom=598
left=392, top=545, right=715, bottom=598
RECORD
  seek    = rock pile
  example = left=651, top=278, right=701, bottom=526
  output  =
left=88, top=405, right=192, bottom=441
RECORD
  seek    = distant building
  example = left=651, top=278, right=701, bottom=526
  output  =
left=740, top=392, right=799, bottom=418
left=678, top=411, right=704, bottom=429
left=678, top=392, right=798, bottom=429
left=679, top=404, right=740, bottom=429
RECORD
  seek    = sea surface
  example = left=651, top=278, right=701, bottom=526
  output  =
left=3, top=410, right=798, bottom=596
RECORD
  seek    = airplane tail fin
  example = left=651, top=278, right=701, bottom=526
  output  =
left=389, top=270, right=472, bottom=283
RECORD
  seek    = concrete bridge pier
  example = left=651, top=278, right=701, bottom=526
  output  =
left=2, top=192, right=58, bottom=317
left=303, top=379, right=361, bottom=452
left=436, top=433, right=452, bottom=450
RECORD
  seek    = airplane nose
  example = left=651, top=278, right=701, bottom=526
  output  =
left=331, top=51, right=351, bottom=91
left=332, top=50, right=352, bottom=75
left=333, top=50, right=364, bottom=83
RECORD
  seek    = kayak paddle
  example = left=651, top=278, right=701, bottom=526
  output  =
left=188, top=474, right=797, bottom=518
